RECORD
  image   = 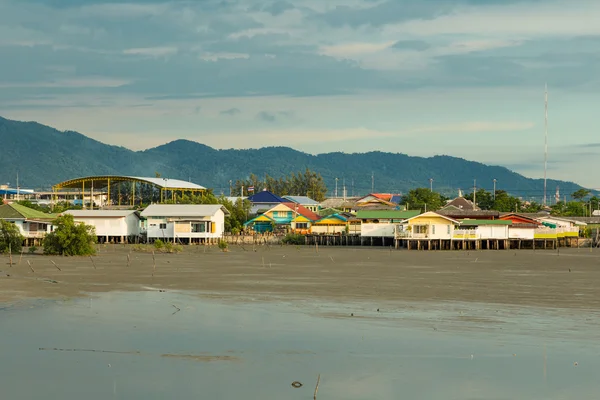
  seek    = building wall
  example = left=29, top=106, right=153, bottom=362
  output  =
left=73, top=216, right=139, bottom=237
left=406, top=217, right=455, bottom=239
left=361, top=223, right=396, bottom=237
left=311, top=224, right=346, bottom=234
left=475, top=225, right=509, bottom=239
left=509, top=227, right=535, bottom=239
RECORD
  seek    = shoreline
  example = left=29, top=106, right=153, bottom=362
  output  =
left=2, top=245, right=600, bottom=310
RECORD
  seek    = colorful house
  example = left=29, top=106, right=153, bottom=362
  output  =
left=283, top=196, right=321, bottom=213
left=311, top=213, right=361, bottom=235
left=247, top=190, right=286, bottom=214
left=358, top=210, right=421, bottom=237
left=398, top=211, right=460, bottom=240
left=245, top=202, right=321, bottom=233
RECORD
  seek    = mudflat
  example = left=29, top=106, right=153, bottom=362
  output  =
left=1, top=245, right=599, bottom=308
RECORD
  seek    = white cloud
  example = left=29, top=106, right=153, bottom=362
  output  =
left=319, top=41, right=395, bottom=57
left=199, top=52, right=250, bottom=61
left=123, top=47, right=179, bottom=57
left=0, top=77, right=131, bottom=88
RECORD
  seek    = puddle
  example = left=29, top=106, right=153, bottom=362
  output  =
left=1, top=291, right=599, bottom=399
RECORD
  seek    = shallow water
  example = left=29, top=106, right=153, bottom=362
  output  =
left=1, top=291, right=599, bottom=400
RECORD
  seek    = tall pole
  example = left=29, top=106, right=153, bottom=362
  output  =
left=544, top=83, right=548, bottom=207
left=371, top=172, right=374, bottom=194
left=229, top=180, right=232, bottom=197
left=429, top=178, right=433, bottom=192
left=335, top=178, right=338, bottom=198
left=493, top=179, right=497, bottom=201
left=473, top=179, right=477, bottom=209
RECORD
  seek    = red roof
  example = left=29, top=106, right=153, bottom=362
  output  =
left=281, top=202, right=321, bottom=221
left=499, top=213, right=541, bottom=225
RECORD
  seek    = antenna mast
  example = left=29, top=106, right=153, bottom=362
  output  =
left=544, top=84, right=548, bottom=206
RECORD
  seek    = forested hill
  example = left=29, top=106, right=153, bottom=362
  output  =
left=0, top=116, right=583, bottom=199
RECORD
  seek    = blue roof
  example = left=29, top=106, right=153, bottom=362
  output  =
left=247, top=190, right=286, bottom=203
left=390, top=195, right=402, bottom=204
left=283, top=195, right=319, bottom=205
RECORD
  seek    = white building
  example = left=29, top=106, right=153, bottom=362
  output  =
left=141, top=204, right=229, bottom=244
left=0, top=203, right=55, bottom=245
left=63, top=210, right=140, bottom=243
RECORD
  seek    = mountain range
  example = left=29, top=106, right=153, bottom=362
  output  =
left=0, top=116, right=584, bottom=200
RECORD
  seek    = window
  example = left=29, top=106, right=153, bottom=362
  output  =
left=192, top=222, right=206, bottom=233
left=414, top=225, right=428, bottom=234
left=159, top=223, right=167, bottom=229
left=296, top=222, right=308, bottom=229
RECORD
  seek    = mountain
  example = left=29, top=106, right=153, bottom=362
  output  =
left=0, top=116, right=584, bottom=199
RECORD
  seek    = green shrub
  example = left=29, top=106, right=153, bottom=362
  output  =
left=153, top=239, right=164, bottom=250
left=28, top=246, right=38, bottom=254
left=43, top=215, right=96, bottom=256
left=0, top=220, right=24, bottom=254
left=163, top=241, right=182, bottom=253
left=282, top=233, right=304, bottom=245
left=218, top=239, right=229, bottom=252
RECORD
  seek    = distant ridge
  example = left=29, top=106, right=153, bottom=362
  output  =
left=0, top=116, right=584, bottom=198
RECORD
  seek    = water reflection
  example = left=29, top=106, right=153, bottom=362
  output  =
left=1, top=291, right=599, bottom=399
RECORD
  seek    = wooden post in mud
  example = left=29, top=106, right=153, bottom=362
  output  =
left=9, top=243, right=13, bottom=267
left=152, top=251, right=156, bottom=276
left=18, top=248, right=23, bottom=265
left=127, top=253, right=131, bottom=267
left=51, top=260, right=61, bottom=271
left=313, top=374, right=321, bottom=400
left=89, top=255, right=96, bottom=269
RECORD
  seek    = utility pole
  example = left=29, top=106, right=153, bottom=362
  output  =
left=493, top=179, right=497, bottom=201
left=335, top=177, right=338, bottom=198
left=429, top=178, right=434, bottom=192
left=16, top=172, right=19, bottom=201
left=473, top=179, right=477, bottom=209
left=229, top=180, right=232, bottom=197
left=543, top=83, right=548, bottom=207
left=371, top=172, right=374, bottom=194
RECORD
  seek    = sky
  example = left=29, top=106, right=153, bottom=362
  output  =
left=0, top=0, right=599, bottom=188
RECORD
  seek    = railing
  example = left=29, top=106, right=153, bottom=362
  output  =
left=452, top=229, right=477, bottom=240
left=24, top=231, right=47, bottom=238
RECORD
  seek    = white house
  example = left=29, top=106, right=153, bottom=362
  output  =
left=140, top=204, right=229, bottom=244
left=63, top=210, right=140, bottom=243
left=357, top=210, right=421, bottom=237
left=0, top=203, right=55, bottom=245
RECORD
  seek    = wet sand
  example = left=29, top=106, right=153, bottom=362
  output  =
left=1, top=245, right=600, bottom=309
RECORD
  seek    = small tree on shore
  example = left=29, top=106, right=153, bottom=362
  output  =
left=43, top=214, right=97, bottom=256
left=0, top=220, right=24, bottom=254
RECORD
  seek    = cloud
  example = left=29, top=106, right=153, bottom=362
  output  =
left=220, top=108, right=241, bottom=116
left=256, top=110, right=294, bottom=122
left=262, top=1, right=295, bottom=16
left=392, top=40, right=430, bottom=51
left=123, top=47, right=178, bottom=57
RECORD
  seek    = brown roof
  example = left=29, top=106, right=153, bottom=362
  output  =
left=438, top=209, right=499, bottom=218
left=282, top=202, right=321, bottom=221
left=442, top=197, right=479, bottom=211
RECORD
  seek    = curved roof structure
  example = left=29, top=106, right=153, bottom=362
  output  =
left=53, top=176, right=206, bottom=191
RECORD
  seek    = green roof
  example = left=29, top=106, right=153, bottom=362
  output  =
left=319, top=207, right=342, bottom=217
left=459, top=219, right=512, bottom=226
left=356, top=210, right=421, bottom=220
left=0, top=203, right=58, bottom=220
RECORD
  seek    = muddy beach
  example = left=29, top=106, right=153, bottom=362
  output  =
left=2, top=245, right=599, bottom=309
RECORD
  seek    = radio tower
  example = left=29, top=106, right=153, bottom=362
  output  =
left=543, top=84, right=548, bottom=207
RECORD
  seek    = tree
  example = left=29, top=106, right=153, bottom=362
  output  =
left=401, top=188, right=446, bottom=212
left=0, top=220, right=24, bottom=254
left=232, top=168, right=329, bottom=201
left=550, top=201, right=586, bottom=217
left=43, top=214, right=97, bottom=256
left=465, top=189, right=522, bottom=212
left=572, top=189, right=591, bottom=201
left=464, top=189, right=493, bottom=210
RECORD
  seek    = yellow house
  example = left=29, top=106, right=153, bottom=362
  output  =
left=401, top=212, right=459, bottom=239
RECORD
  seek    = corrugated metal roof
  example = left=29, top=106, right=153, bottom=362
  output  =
left=0, top=203, right=57, bottom=220
left=141, top=204, right=230, bottom=217
left=356, top=210, right=421, bottom=220
left=283, top=196, right=319, bottom=205
left=459, top=219, right=512, bottom=226
left=64, top=210, right=139, bottom=218
left=128, top=177, right=205, bottom=190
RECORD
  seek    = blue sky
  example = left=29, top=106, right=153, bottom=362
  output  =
left=1, top=0, right=599, bottom=187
